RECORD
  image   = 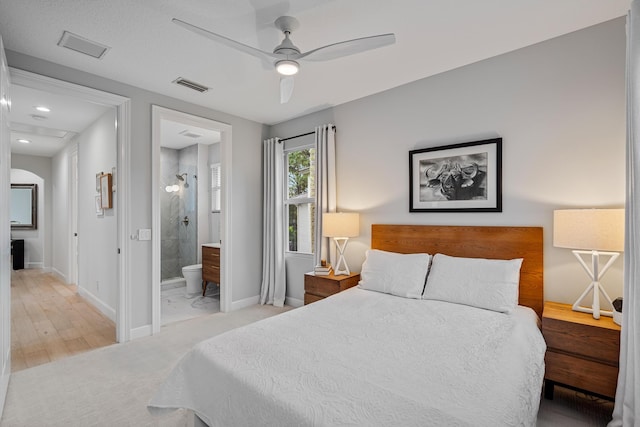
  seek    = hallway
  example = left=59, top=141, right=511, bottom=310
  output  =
left=11, top=269, right=116, bottom=372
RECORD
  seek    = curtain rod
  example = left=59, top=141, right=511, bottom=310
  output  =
left=278, top=125, right=336, bottom=143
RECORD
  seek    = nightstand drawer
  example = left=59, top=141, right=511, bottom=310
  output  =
left=543, top=317, right=619, bottom=365
left=303, top=272, right=360, bottom=304
left=545, top=351, right=618, bottom=399
left=305, top=274, right=359, bottom=297
left=304, top=293, right=323, bottom=305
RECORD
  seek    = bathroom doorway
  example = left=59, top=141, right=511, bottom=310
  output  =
left=151, top=107, right=232, bottom=332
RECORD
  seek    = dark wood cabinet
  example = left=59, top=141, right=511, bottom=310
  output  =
left=11, top=239, right=24, bottom=270
left=202, top=245, right=220, bottom=296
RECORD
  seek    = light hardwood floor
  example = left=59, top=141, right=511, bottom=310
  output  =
left=11, top=269, right=116, bottom=372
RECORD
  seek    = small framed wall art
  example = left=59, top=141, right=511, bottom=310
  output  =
left=96, top=172, right=103, bottom=192
left=95, top=194, right=104, bottom=217
left=100, top=173, right=113, bottom=209
left=409, top=138, right=502, bottom=212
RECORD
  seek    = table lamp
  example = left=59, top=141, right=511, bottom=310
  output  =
left=553, top=209, right=625, bottom=319
left=322, top=212, right=359, bottom=275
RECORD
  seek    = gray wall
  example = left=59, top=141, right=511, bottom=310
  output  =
left=7, top=50, right=268, bottom=331
left=271, top=18, right=627, bottom=305
left=77, top=109, right=118, bottom=315
left=51, top=145, right=72, bottom=281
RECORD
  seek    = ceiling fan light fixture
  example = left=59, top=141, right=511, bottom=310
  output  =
left=276, top=60, right=299, bottom=76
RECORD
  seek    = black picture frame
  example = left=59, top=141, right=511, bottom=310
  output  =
left=409, top=138, right=502, bottom=212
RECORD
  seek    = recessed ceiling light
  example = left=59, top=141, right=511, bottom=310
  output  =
left=30, top=114, right=47, bottom=121
left=35, top=106, right=51, bottom=112
left=17, top=139, right=31, bottom=144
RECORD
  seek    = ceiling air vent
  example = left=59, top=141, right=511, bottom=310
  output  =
left=173, top=77, right=209, bottom=93
left=179, top=129, right=203, bottom=139
left=58, top=31, right=110, bottom=59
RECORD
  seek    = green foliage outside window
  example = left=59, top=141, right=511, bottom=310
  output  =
left=287, top=148, right=316, bottom=252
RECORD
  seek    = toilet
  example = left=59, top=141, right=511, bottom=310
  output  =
left=182, top=264, right=203, bottom=297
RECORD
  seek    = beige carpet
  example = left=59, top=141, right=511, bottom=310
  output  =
left=1, top=304, right=290, bottom=427
left=1, top=302, right=614, bottom=427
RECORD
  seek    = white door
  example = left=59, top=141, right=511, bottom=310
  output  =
left=70, top=149, right=78, bottom=285
left=0, top=35, right=12, bottom=417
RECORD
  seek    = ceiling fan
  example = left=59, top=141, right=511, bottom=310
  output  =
left=172, top=16, right=396, bottom=104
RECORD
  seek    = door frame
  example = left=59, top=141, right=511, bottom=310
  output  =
left=69, top=147, right=78, bottom=286
left=9, top=68, right=132, bottom=343
left=151, top=106, right=233, bottom=334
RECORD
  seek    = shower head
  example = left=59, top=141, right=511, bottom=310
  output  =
left=176, top=173, right=187, bottom=181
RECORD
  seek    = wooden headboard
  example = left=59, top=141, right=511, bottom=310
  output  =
left=371, top=224, right=544, bottom=317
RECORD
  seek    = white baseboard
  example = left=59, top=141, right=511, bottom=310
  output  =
left=77, top=287, right=116, bottom=322
left=230, top=295, right=260, bottom=311
left=25, top=262, right=44, bottom=269
left=0, top=354, right=10, bottom=421
left=285, top=296, right=303, bottom=308
left=130, top=324, right=152, bottom=340
left=50, top=267, right=67, bottom=283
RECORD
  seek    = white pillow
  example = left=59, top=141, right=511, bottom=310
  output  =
left=423, top=253, right=523, bottom=313
left=358, top=249, right=431, bottom=299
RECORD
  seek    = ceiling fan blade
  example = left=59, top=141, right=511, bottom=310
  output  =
left=297, top=33, right=395, bottom=62
left=280, top=76, right=294, bottom=104
left=172, top=18, right=280, bottom=63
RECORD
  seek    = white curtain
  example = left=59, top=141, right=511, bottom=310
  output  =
left=314, top=125, right=337, bottom=268
left=609, top=4, right=640, bottom=425
left=260, top=138, right=286, bottom=307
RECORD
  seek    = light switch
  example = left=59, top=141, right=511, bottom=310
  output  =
left=138, top=229, right=151, bottom=241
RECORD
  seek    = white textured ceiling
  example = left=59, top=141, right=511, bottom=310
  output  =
left=9, top=84, right=110, bottom=157
left=0, top=0, right=631, bottom=130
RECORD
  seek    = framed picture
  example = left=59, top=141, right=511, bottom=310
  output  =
left=96, top=172, right=103, bottom=192
left=100, top=173, right=113, bottom=209
left=95, top=194, right=104, bottom=217
left=409, top=138, right=502, bottom=212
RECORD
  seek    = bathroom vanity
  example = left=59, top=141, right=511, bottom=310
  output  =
left=202, top=243, right=220, bottom=295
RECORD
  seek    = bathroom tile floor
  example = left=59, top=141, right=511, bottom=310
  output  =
left=161, top=285, right=220, bottom=326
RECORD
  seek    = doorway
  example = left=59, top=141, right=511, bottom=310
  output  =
left=10, top=68, right=131, bottom=342
left=151, top=106, right=232, bottom=334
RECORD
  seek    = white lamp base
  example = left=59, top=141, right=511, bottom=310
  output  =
left=571, top=250, right=618, bottom=320
left=332, top=237, right=351, bottom=276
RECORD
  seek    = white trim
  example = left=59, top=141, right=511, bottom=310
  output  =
left=77, top=287, right=116, bottom=322
left=230, top=295, right=260, bottom=311
left=50, top=267, right=67, bottom=283
left=24, top=262, right=44, bottom=269
left=130, top=324, right=152, bottom=340
left=116, top=97, right=131, bottom=343
left=10, top=67, right=132, bottom=343
left=67, top=143, right=78, bottom=287
left=285, top=296, right=303, bottom=308
left=0, top=369, right=8, bottom=421
left=151, top=106, right=232, bottom=335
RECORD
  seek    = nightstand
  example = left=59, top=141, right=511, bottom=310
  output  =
left=542, top=301, right=621, bottom=400
left=304, top=272, right=360, bottom=305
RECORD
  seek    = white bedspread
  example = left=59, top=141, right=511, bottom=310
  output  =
left=148, top=288, right=546, bottom=426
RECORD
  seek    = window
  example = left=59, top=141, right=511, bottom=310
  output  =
left=210, top=163, right=221, bottom=212
left=285, top=146, right=316, bottom=253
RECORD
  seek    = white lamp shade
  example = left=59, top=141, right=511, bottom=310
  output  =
left=553, top=209, right=625, bottom=252
left=322, top=213, right=359, bottom=238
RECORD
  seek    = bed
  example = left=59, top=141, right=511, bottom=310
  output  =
left=149, top=224, right=546, bottom=426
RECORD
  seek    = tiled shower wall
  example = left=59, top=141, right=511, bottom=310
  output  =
left=160, top=145, right=198, bottom=281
